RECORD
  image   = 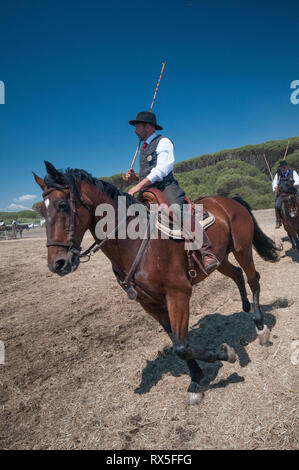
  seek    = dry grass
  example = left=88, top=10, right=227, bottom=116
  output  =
left=0, top=212, right=298, bottom=449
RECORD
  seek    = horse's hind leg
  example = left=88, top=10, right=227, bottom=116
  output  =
left=217, top=256, right=250, bottom=312
left=233, top=250, right=270, bottom=346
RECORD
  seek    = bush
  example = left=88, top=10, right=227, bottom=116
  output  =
left=0, top=210, right=40, bottom=224
left=175, top=159, right=273, bottom=208
left=99, top=138, right=299, bottom=210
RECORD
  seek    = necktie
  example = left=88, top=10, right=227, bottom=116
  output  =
left=142, top=142, right=148, bottom=151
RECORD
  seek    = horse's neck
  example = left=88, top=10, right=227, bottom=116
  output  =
left=82, top=182, right=138, bottom=275
left=83, top=183, right=118, bottom=233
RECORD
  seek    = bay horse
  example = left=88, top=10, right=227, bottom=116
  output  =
left=279, top=180, right=299, bottom=250
left=33, top=161, right=279, bottom=405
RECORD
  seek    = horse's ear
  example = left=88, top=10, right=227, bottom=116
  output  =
left=32, top=172, right=45, bottom=190
left=44, top=161, right=59, bottom=178
left=44, top=161, right=65, bottom=185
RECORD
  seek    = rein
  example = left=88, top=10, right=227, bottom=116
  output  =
left=42, top=184, right=151, bottom=298
left=79, top=214, right=130, bottom=261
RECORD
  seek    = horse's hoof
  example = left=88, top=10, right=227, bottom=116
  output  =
left=243, top=300, right=251, bottom=312
left=186, top=392, right=204, bottom=406
left=221, top=343, right=237, bottom=363
left=256, top=325, right=271, bottom=346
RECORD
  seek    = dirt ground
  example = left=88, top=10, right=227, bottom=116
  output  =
left=0, top=210, right=298, bottom=450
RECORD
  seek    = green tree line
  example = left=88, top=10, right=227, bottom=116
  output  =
left=100, top=137, right=299, bottom=209
left=2, top=138, right=298, bottom=219
left=0, top=210, right=40, bottom=224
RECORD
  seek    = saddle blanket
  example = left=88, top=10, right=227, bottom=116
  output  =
left=155, top=209, right=215, bottom=240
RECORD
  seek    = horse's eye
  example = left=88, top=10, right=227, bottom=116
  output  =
left=57, top=200, right=69, bottom=211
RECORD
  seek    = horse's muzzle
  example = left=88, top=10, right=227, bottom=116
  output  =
left=49, top=251, right=80, bottom=276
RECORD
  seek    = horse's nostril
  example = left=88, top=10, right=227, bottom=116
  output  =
left=54, top=258, right=67, bottom=272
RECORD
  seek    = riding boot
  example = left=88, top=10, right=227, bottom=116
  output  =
left=275, top=208, right=282, bottom=229
left=180, top=208, right=220, bottom=274
left=200, top=229, right=220, bottom=273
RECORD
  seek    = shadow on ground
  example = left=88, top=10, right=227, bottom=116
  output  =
left=281, top=236, right=299, bottom=262
left=135, top=297, right=291, bottom=395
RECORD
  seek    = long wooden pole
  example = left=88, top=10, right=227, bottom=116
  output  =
left=122, top=62, right=166, bottom=180
left=149, top=61, right=166, bottom=113
left=263, top=153, right=273, bottom=180
left=130, top=61, right=166, bottom=169
left=283, top=139, right=289, bottom=160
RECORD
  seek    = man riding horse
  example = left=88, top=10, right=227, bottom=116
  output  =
left=272, top=160, right=299, bottom=228
left=125, top=111, right=219, bottom=273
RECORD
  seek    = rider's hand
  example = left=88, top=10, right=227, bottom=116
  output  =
left=128, top=176, right=151, bottom=197
left=128, top=185, right=139, bottom=196
left=126, top=169, right=139, bottom=182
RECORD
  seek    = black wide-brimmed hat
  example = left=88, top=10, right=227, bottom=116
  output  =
left=129, top=111, right=163, bottom=130
left=279, top=160, right=288, bottom=167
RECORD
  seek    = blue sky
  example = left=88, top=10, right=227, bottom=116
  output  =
left=0, top=0, right=298, bottom=211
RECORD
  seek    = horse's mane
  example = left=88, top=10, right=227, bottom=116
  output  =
left=44, top=166, right=141, bottom=207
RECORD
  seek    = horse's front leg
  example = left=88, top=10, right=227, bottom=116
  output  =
left=293, top=233, right=299, bottom=250
left=166, top=290, right=236, bottom=405
left=286, top=229, right=298, bottom=250
left=140, top=300, right=206, bottom=403
left=292, top=236, right=299, bottom=250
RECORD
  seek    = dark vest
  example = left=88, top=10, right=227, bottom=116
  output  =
left=139, top=135, right=175, bottom=188
left=278, top=169, right=295, bottom=194
left=278, top=168, right=294, bottom=183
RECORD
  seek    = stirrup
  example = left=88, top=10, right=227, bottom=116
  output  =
left=202, top=252, right=220, bottom=271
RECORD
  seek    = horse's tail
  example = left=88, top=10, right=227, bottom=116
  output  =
left=232, top=196, right=280, bottom=262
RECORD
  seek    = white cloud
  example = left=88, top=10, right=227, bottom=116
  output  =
left=7, top=203, right=33, bottom=211
left=13, top=194, right=37, bottom=203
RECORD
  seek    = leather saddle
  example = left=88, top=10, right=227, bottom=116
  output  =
left=139, top=187, right=215, bottom=234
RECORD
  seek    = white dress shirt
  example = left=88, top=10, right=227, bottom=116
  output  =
left=142, top=132, right=175, bottom=184
left=272, top=169, right=299, bottom=191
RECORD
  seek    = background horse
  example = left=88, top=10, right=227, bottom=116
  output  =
left=0, top=223, right=17, bottom=239
left=279, top=180, right=299, bottom=250
left=15, top=223, right=30, bottom=238
left=1, top=222, right=30, bottom=239
left=34, top=161, right=279, bottom=405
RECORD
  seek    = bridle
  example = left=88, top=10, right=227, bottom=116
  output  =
left=281, top=192, right=298, bottom=218
left=42, top=184, right=129, bottom=262
left=42, top=185, right=93, bottom=256
left=41, top=183, right=152, bottom=299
